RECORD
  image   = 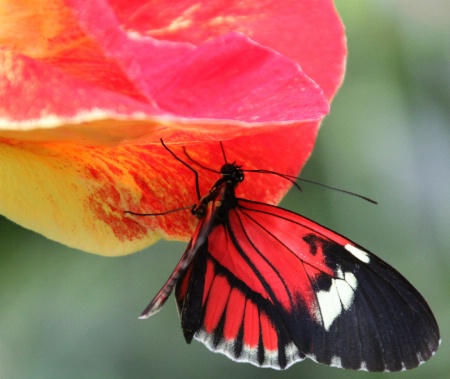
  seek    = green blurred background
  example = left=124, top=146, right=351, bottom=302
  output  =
left=1, top=1, right=449, bottom=378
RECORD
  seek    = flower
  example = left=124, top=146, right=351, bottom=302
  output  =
left=0, top=0, right=346, bottom=255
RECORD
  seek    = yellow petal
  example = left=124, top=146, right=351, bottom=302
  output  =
left=0, top=139, right=197, bottom=256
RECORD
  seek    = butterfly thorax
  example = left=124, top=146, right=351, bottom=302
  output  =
left=191, top=163, right=244, bottom=220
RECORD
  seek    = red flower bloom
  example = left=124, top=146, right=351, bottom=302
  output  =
left=0, top=0, right=346, bottom=255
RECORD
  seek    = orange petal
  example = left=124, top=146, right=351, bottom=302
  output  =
left=0, top=126, right=315, bottom=255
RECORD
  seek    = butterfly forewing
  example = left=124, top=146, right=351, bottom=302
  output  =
left=139, top=185, right=226, bottom=319
left=201, top=198, right=439, bottom=371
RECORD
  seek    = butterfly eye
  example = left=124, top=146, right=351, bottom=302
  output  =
left=220, top=163, right=236, bottom=175
left=220, top=163, right=244, bottom=184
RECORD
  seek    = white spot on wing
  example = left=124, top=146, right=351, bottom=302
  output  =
left=345, top=244, right=370, bottom=263
left=330, top=355, right=342, bottom=368
left=194, top=329, right=304, bottom=369
left=360, top=361, right=368, bottom=371
left=316, top=272, right=358, bottom=330
left=284, top=342, right=304, bottom=367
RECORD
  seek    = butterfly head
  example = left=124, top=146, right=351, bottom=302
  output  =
left=220, top=163, right=244, bottom=185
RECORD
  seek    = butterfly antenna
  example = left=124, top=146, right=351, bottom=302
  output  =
left=299, top=177, right=378, bottom=204
left=182, top=140, right=230, bottom=172
left=182, top=147, right=219, bottom=174
left=160, top=139, right=201, bottom=199
left=219, top=141, right=228, bottom=163
left=244, top=170, right=303, bottom=192
left=244, top=169, right=377, bottom=204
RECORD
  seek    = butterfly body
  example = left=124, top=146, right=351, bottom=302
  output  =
left=138, top=158, right=439, bottom=371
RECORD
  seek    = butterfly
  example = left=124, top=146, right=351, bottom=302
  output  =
left=127, top=140, right=440, bottom=371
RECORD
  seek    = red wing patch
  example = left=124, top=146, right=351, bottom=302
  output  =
left=175, top=246, right=305, bottom=369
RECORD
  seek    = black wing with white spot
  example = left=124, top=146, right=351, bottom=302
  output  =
left=174, top=198, right=440, bottom=371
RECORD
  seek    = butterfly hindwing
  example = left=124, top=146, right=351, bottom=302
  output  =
left=175, top=243, right=306, bottom=369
